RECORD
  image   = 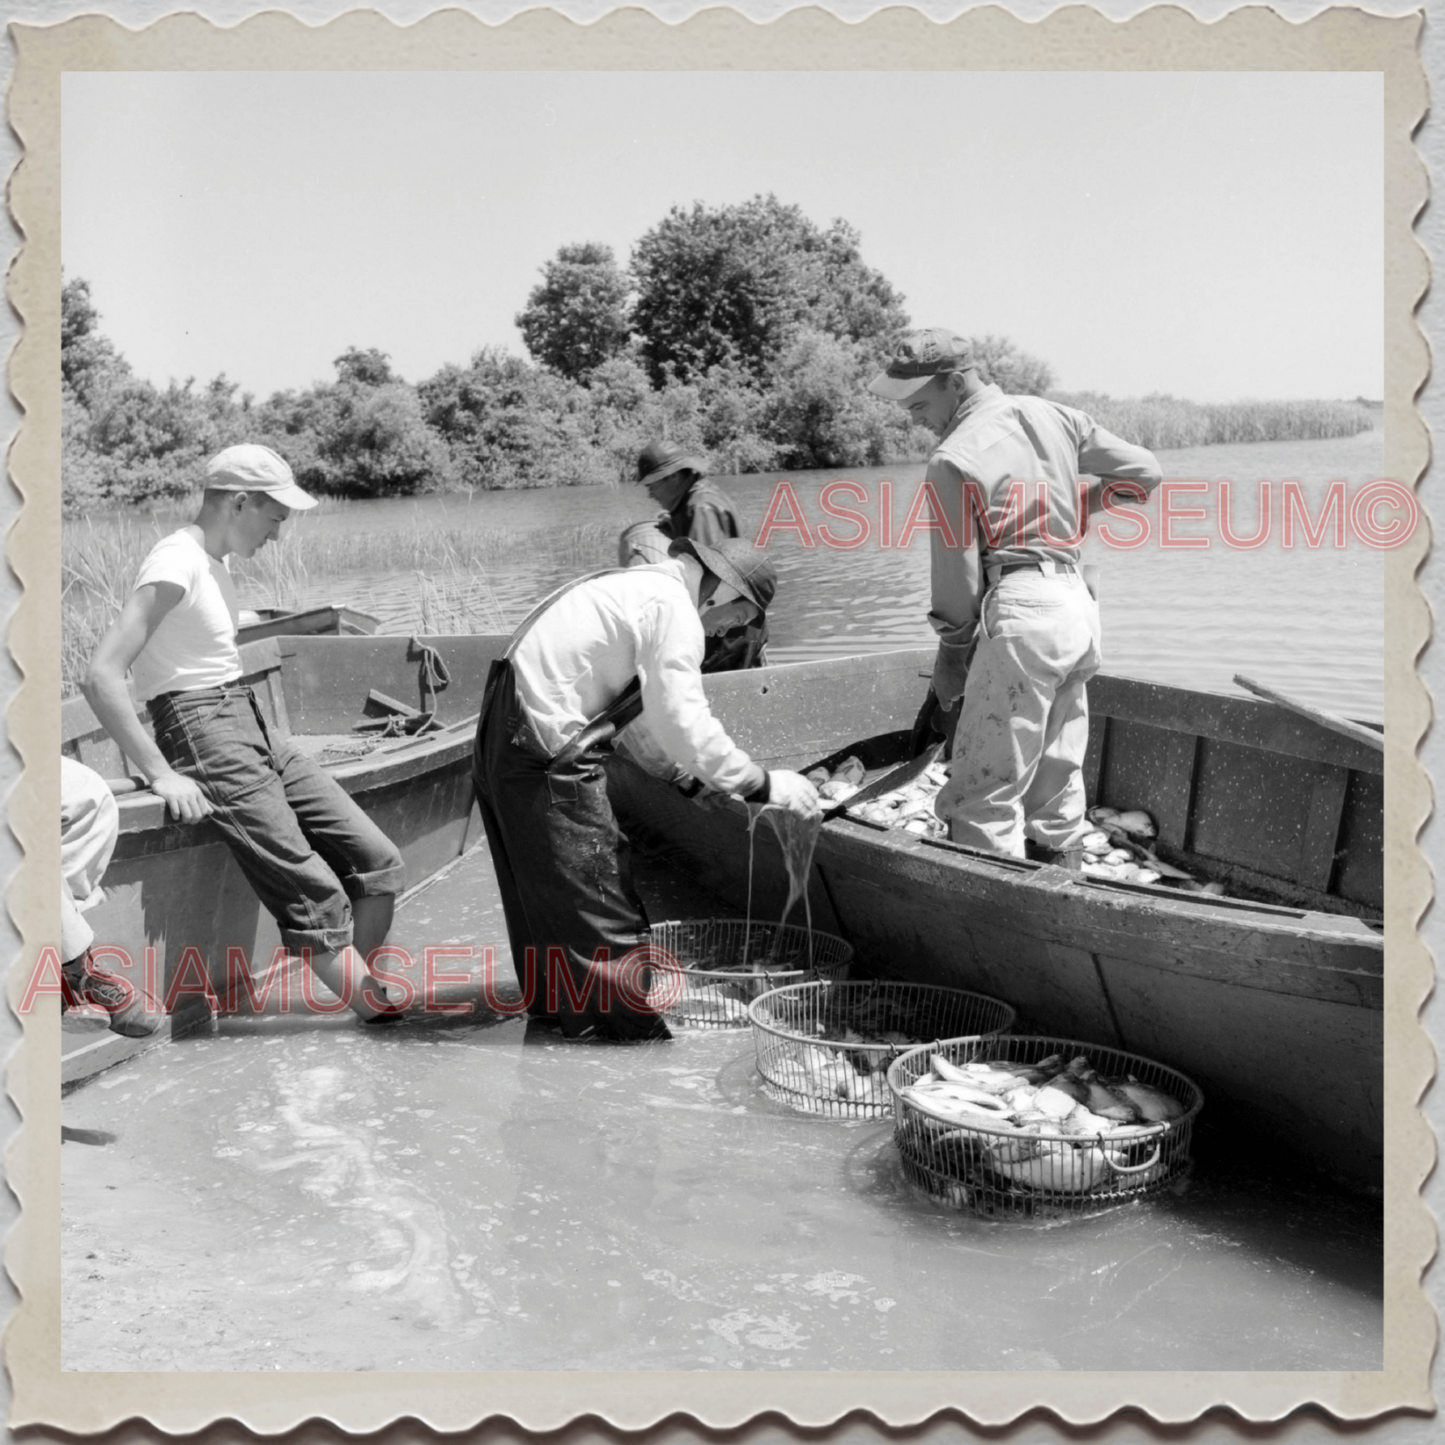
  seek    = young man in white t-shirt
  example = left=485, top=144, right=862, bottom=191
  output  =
left=83, top=444, right=405, bottom=1022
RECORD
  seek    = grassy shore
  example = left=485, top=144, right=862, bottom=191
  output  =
left=1048, top=394, right=1377, bottom=452
left=60, top=506, right=617, bottom=695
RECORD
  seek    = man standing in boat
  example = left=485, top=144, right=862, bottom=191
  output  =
left=472, top=536, right=821, bottom=1043
left=618, top=440, right=768, bottom=671
left=867, top=329, right=1161, bottom=867
left=83, top=444, right=407, bottom=1021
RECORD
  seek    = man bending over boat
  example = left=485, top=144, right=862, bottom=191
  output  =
left=868, top=330, right=1161, bottom=868
left=83, top=444, right=406, bottom=1022
left=618, top=440, right=768, bottom=671
left=472, top=536, right=820, bottom=1043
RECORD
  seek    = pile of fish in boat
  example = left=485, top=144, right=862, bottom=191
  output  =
left=900, top=1052, right=1187, bottom=1194
left=1081, top=807, right=1225, bottom=894
left=807, top=756, right=951, bottom=839
left=807, top=757, right=1225, bottom=894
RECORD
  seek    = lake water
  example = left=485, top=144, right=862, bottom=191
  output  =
left=259, top=427, right=1386, bottom=724
left=62, top=845, right=1382, bottom=1373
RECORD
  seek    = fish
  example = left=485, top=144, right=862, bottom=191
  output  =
left=1111, top=1078, right=1186, bottom=1122
left=1114, top=810, right=1157, bottom=838
left=991, top=1141, right=1109, bottom=1193
left=930, top=1053, right=974, bottom=1084
left=1033, top=1084, right=1082, bottom=1119
left=831, top=756, right=866, bottom=786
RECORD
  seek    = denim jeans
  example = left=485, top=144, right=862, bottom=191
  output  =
left=151, top=684, right=406, bottom=952
left=936, top=570, right=1102, bottom=857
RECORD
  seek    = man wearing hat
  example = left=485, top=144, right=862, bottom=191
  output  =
left=83, top=444, right=406, bottom=1021
left=618, top=440, right=768, bottom=671
left=868, top=329, right=1162, bottom=867
left=472, top=536, right=820, bottom=1043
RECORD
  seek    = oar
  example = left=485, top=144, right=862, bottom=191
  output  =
left=1232, top=674, right=1383, bottom=753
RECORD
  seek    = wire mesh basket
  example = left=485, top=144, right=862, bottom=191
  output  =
left=887, top=1035, right=1203, bottom=1220
left=644, top=919, right=852, bottom=1029
left=749, top=980, right=1016, bottom=1118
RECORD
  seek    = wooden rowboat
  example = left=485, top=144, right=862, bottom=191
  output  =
left=608, top=647, right=1385, bottom=1185
left=235, top=602, right=380, bottom=645
left=60, top=632, right=504, bottom=1084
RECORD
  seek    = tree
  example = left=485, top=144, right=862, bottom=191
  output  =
left=760, top=330, right=920, bottom=469
left=419, top=349, right=608, bottom=490
left=968, top=334, right=1054, bottom=396
left=334, top=346, right=397, bottom=388
left=257, top=350, right=450, bottom=498
left=61, top=276, right=129, bottom=413
left=629, top=195, right=908, bottom=386
left=516, top=242, right=632, bottom=382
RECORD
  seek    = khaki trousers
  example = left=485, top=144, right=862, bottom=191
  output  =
left=936, top=570, right=1102, bottom=857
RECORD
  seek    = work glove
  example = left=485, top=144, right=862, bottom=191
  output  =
left=765, top=769, right=822, bottom=820
left=931, top=639, right=974, bottom=713
left=910, top=688, right=963, bottom=757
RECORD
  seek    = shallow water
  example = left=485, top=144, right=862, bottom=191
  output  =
left=258, top=427, right=1386, bottom=723
left=61, top=849, right=1382, bottom=1373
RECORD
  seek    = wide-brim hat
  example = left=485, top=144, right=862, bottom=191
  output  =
left=637, top=439, right=707, bottom=489
left=670, top=536, right=776, bottom=613
left=867, top=328, right=975, bottom=401
left=205, top=443, right=318, bottom=511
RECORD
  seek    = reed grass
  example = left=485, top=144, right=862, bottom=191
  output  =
left=1049, top=394, right=1377, bottom=452
left=59, top=508, right=618, bottom=694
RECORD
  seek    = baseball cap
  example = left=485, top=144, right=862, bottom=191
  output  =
left=867, top=329, right=975, bottom=401
left=637, top=439, right=706, bottom=488
left=205, top=444, right=318, bottom=511
left=670, top=536, right=777, bottom=613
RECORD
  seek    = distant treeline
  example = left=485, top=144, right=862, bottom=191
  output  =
left=61, top=193, right=1376, bottom=514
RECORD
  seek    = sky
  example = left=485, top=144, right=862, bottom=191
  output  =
left=60, top=70, right=1382, bottom=404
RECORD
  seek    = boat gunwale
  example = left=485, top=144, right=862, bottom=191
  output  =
left=107, top=726, right=477, bottom=839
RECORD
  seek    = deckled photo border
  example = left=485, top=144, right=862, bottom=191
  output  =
left=4, top=4, right=1432, bottom=1433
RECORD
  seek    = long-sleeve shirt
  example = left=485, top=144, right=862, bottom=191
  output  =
left=509, top=561, right=764, bottom=796
left=925, top=384, right=1162, bottom=652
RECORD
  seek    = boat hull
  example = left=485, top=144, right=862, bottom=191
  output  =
left=609, top=648, right=1384, bottom=1184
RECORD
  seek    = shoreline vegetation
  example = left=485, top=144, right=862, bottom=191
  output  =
left=60, top=192, right=1377, bottom=692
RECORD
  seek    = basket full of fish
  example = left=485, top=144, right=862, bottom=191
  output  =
left=645, top=919, right=852, bottom=1030
left=748, top=980, right=1016, bottom=1118
left=887, top=1035, right=1203, bottom=1220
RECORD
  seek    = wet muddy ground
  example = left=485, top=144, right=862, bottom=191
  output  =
left=61, top=846, right=1383, bottom=1373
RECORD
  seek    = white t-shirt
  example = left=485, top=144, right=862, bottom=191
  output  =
left=130, top=529, right=244, bottom=701
left=510, top=561, right=762, bottom=797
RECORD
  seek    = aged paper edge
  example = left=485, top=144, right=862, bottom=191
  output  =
left=3, top=3, right=1433, bottom=1433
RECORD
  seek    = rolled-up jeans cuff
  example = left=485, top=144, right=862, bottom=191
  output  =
left=280, top=923, right=354, bottom=955
left=344, top=860, right=407, bottom=899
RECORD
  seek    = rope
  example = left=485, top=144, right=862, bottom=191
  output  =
left=409, top=637, right=452, bottom=693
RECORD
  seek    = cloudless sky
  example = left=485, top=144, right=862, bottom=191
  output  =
left=61, top=70, right=1382, bottom=403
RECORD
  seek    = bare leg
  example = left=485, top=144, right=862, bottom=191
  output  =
left=351, top=894, right=405, bottom=1011
left=353, top=893, right=395, bottom=959
left=306, top=946, right=394, bottom=1020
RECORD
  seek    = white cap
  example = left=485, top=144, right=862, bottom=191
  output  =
left=205, top=444, right=317, bottom=511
